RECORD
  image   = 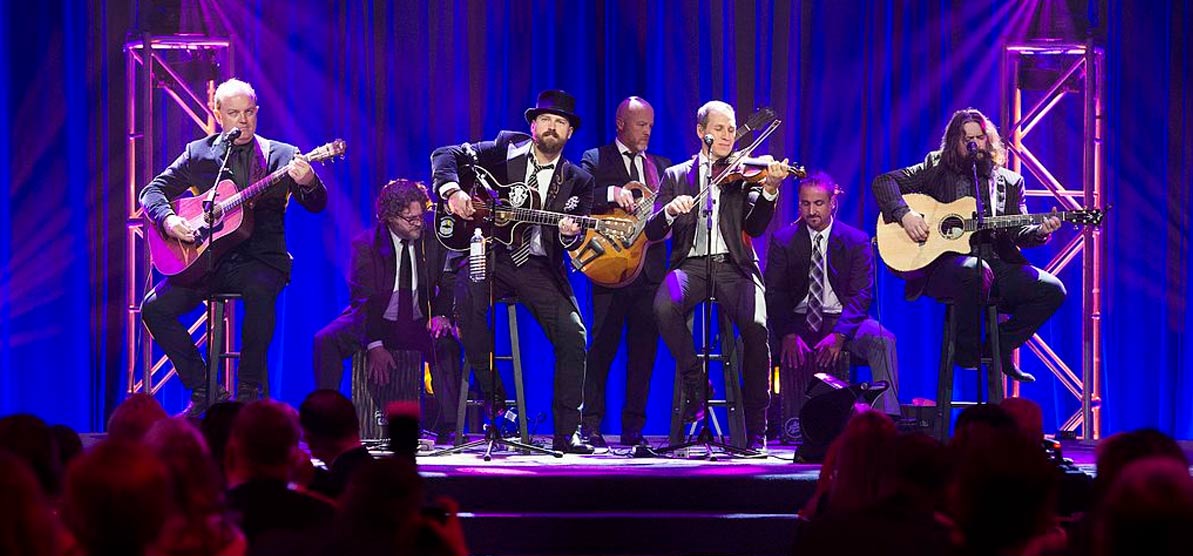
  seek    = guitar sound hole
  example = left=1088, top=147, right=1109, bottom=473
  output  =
left=939, top=215, right=965, bottom=240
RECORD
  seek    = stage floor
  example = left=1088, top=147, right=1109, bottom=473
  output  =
left=410, top=437, right=1103, bottom=556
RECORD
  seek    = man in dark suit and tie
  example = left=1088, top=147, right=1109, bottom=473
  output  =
left=312, top=179, right=463, bottom=444
left=578, top=96, right=671, bottom=448
left=765, top=174, right=900, bottom=429
left=140, top=78, right=327, bottom=416
left=646, top=100, right=792, bottom=451
left=431, top=90, right=597, bottom=454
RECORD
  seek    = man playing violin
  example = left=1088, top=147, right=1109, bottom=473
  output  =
left=430, top=89, right=597, bottom=454
left=645, top=100, right=791, bottom=451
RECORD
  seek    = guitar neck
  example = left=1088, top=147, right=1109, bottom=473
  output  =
left=971, top=211, right=1071, bottom=231
left=219, top=168, right=290, bottom=212
left=499, top=207, right=601, bottom=229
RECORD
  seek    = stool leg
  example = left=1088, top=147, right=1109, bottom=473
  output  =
left=986, top=305, right=1005, bottom=403
left=207, top=301, right=225, bottom=408
left=720, top=314, right=747, bottom=448
left=669, top=361, right=685, bottom=444
left=456, top=362, right=471, bottom=445
left=507, top=303, right=530, bottom=445
left=936, top=304, right=957, bottom=441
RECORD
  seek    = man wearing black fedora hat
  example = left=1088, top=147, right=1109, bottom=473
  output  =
left=431, top=89, right=597, bottom=454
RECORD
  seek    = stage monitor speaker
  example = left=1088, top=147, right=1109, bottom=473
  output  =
left=794, top=373, right=889, bottom=463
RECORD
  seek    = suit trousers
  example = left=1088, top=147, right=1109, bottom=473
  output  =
left=456, top=251, right=588, bottom=443
left=582, top=275, right=660, bottom=437
left=141, top=253, right=286, bottom=391
left=653, top=257, right=771, bottom=436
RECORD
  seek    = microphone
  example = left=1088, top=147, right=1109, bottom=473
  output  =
left=469, top=228, right=486, bottom=282
left=703, top=134, right=715, bottom=147
left=217, top=127, right=242, bottom=145
left=966, top=140, right=978, bottom=156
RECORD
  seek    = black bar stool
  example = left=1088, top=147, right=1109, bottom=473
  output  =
left=668, top=302, right=748, bottom=448
left=936, top=298, right=1004, bottom=440
left=454, top=297, right=530, bottom=446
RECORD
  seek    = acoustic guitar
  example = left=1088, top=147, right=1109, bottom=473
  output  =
left=144, top=139, right=346, bottom=283
left=875, top=193, right=1104, bottom=272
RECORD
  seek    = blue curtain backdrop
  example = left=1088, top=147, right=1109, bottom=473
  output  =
left=1, top=0, right=1188, bottom=438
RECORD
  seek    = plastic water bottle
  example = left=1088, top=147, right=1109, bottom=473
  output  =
left=469, top=228, right=486, bottom=282
left=498, top=407, right=518, bottom=438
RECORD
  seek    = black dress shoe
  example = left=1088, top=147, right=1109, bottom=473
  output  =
left=620, top=432, right=646, bottom=447
left=682, top=382, right=707, bottom=423
left=235, top=382, right=261, bottom=402
left=179, top=386, right=230, bottom=418
left=553, top=433, right=595, bottom=454
left=746, top=434, right=767, bottom=452
left=999, top=351, right=1036, bottom=383
left=435, top=430, right=457, bottom=445
left=586, top=432, right=608, bottom=448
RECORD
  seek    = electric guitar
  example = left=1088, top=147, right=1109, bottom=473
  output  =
left=875, top=193, right=1104, bottom=272
left=144, top=139, right=347, bottom=283
left=568, top=107, right=782, bottom=287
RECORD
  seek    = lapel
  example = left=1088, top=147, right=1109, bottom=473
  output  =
left=505, top=140, right=529, bottom=189
left=607, top=144, right=632, bottom=182
left=375, top=225, right=397, bottom=302
left=824, top=223, right=844, bottom=290
left=642, top=153, right=661, bottom=191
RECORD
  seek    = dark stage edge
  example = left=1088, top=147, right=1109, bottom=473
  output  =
left=413, top=438, right=1110, bottom=556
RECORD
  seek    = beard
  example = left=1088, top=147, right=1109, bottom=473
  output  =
left=535, top=131, right=565, bottom=155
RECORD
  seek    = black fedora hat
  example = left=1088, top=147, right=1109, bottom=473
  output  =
left=524, top=89, right=581, bottom=130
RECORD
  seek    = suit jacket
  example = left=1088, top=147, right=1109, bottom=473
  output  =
left=644, top=156, right=777, bottom=282
left=342, top=216, right=460, bottom=352
left=580, top=143, right=671, bottom=285
left=139, top=134, right=328, bottom=275
left=871, top=150, right=1046, bottom=266
left=765, top=219, right=874, bottom=340
left=431, top=130, right=595, bottom=287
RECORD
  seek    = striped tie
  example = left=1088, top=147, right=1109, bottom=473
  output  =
left=510, top=158, right=554, bottom=267
left=806, top=232, right=825, bottom=333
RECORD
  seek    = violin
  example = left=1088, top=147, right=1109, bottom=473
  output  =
left=712, top=156, right=808, bottom=184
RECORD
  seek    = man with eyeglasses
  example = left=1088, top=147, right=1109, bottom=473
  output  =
left=871, top=108, right=1065, bottom=383
left=312, top=179, right=464, bottom=444
left=431, top=89, right=597, bottom=454
left=140, top=78, right=327, bottom=416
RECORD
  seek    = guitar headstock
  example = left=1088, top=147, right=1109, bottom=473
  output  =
left=597, top=217, right=636, bottom=242
left=1064, top=208, right=1104, bottom=227
left=305, top=139, right=348, bottom=164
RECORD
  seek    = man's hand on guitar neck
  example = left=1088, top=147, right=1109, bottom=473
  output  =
left=164, top=214, right=198, bottom=243
left=445, top=188, right=476, bottom=221
left=900, top=210, right=929, bottom=243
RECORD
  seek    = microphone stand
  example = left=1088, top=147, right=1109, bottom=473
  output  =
left=654, top=142, right=763, bottom=460
left=429, top=147, right=563, bottom=460
left=200, top=131, right=237, bottom=410
left=968, top=150, right=1000, bottom=398
left=202, top=131, right=238, bottom=274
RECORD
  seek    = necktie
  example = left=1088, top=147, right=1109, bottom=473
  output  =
left=624, top=151, right=641, bottom=182
left=806, top=232, right=825, bottom=333
left=397, top=240, right=413, bottom=322
left=692, top=161, right=715, bottom=255
left=511, top=157, right=554, bottom=266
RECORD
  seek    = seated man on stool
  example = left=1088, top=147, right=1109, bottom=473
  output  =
left=765, top=173, right=900, bottom=429
left=312, top=179, right=463, bottom=444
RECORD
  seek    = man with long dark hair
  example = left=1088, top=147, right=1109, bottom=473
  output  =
left=871, top=108, right=1064, bottom=382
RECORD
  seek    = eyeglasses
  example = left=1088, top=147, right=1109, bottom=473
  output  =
left=389, top=213, right=423, bottom=226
